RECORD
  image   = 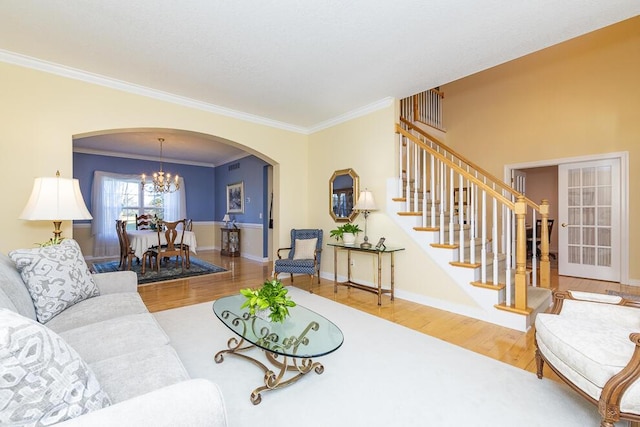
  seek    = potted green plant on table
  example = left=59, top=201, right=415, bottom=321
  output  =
left=240, top=279, right=296, bottom=323
left=329, top=223, right=362, bottom=246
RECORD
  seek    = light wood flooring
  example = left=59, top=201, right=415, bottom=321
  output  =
left=120, top=250, right=637, bottom=381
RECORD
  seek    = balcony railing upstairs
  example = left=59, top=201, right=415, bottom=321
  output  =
left=400, top=89, right=445, bottom=131
left=395, top=120, right=552, bottom=314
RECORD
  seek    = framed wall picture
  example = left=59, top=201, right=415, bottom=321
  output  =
left=227, top=182, right=244, bottom=213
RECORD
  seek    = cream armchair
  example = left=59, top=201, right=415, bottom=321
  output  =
left=535, top=290, right=640, bottom=427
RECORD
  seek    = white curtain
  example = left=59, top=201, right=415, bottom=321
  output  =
left=91, top=172, right=188, bottom=257
left=163, top=176, right=187, bottom=221
left=91, top=171, right=138, bottom=257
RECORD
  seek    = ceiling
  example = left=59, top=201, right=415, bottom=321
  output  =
left=1, top=1, right=638, bottom=165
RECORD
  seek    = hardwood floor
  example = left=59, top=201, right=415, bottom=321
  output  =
left=126, top=250, right=635, bottom=380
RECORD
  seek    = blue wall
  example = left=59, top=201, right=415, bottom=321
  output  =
left=73, top=152, right=215, bottom=221
left=214, top=156, right=269, bottom=224
left=74, top=152, right=269, bottom=227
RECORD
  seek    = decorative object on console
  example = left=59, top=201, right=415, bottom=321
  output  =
left=353, top=189, right=377, bottom=249
left=329, top=223, right=362, bottom=246
left=240, top=279, right=296, bottom=323
left=222, top=213, right=231, bottom=228
left=20, top=170, right=93, bottom=245
left=141, top=137, right=180, bottom=193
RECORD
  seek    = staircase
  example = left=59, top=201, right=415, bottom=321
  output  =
left=392, top=91, right=553, bottom=332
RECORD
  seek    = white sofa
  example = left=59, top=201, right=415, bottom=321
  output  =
left=0, top=240, right=227, bottom=426
left=535, top=290, right=640, bottom=427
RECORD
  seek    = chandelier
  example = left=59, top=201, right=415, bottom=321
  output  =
left=141, top=137, right=180, bottom=193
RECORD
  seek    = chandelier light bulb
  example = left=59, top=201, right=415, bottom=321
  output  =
left=141, top=138, right=180, bottom=193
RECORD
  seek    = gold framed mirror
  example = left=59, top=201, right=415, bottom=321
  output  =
left=329, top=168, right=359, bottom=222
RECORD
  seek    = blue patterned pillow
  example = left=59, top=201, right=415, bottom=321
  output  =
left=9, top=239, right=99, bottom=323
left=0, top=308, right=111, bottom=425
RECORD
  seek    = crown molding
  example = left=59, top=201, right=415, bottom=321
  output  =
left=307, top=97, right=395, bottom=134
left=1, top=49, right=395, bottom=136
left=0, top=50, right=308, bottom=134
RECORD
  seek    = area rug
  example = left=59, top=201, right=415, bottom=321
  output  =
left=154, top=288, right=601, bottom=427
left=92, top=257, right=228, bottom=285
left=606, top=289, right=640, bottom=302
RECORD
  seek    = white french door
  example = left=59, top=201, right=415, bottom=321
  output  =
left=558, top=159, right=621, bottom=281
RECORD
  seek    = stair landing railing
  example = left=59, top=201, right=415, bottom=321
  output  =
left=395, top=120, right=552, bottom=314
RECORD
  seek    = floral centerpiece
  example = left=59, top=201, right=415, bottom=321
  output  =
left=240, top=279, right=296, bottom=323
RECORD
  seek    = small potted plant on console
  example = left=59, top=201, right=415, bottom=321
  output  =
left=240, top=279, right=296, bottom=323
left=329, top=223, right=362, bottom=246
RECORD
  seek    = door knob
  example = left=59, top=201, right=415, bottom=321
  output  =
left=561, top=223, right=568, bottom=227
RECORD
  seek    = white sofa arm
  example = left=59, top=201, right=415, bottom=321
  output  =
left=566, top=290, right=624, bottom=304
left=56, top=379, right=227, bottom=427
left=92, top=271, right=138, bottom=294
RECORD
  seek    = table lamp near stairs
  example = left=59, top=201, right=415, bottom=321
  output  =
left=354, top=189, right=377, bottom=249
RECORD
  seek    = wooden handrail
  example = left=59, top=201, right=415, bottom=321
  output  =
left=396, top=125, right=515, bottom=209
left=399, top=118, right=542, bottom=213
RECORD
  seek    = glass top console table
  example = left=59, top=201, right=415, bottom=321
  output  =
left=213, top=294, right=343, bottom=404
left=327, top=243, right=404, bottom=305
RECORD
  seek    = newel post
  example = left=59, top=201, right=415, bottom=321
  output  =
left=539, top=200, right=551, bottom=288
left=515, top=196, right=528, bottom=311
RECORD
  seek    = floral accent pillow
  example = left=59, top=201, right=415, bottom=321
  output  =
left=0, top=308, right=111, bottom=425
left=9, top=239, right=99, bottom=323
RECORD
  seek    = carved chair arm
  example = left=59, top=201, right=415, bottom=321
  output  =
left=276, top=247, right=292, bottom=260
left=599, top=333, right=640, bottom=424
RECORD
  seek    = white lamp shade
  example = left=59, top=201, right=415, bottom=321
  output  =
left=354, top=190, right=377, bottom=211
left=20, top=176, right=92, bottom=221
left=222, top=214, right=231, bottom=222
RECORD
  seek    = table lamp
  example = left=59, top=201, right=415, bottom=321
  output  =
left=20, top=171, right=93, bottom=243
left=354, top=189, right=377, bottom=249
left=222, top=213, right=231, bottom=228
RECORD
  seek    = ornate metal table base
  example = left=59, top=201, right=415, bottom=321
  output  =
left=215, top=337, right=323, bottom=404
left=213, top=311, right=326, bottom=404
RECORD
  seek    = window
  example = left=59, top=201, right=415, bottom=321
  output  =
left=91, top=171, right=186, bottom=257
left=119, top=179, right=165, bottom=229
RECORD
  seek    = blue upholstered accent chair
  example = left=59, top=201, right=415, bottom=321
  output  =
left=273, top=229, right=323, bottom=293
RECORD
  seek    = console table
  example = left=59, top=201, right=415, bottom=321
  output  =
left=328, top=243, right=404, bottom=305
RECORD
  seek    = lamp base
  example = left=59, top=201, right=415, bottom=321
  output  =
left=360, top=241, right=372, bottom=249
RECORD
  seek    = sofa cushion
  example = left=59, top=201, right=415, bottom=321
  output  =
left=45, top=293, right=149, bottom=334
left=9, top=240, right=99, bottom=324
left=0, top=253, right=37, bottom=320
left=536, top=313, right=635, bottom=388
left=89, top=346, right=189, bottom=403
left=59, top=313, right=170, bottom=364
left=0, top=308, right=111, bottom=426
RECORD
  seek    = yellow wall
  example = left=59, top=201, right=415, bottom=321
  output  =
left=308, top=104, right=475, bottom=306
left=442, top=17, right=640, bottom=280
left=0, top=62, right=308, bottom=256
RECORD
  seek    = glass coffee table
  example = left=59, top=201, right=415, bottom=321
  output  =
left=213, top=294, right=344, bottom=404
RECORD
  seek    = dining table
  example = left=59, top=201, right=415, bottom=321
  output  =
left=126, top=229, right=198, bottom=260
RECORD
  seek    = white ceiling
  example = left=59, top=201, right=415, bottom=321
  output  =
left=1, top=1, right=638, bottom=165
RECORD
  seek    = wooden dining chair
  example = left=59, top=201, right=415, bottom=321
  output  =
left=136, top=213, right=154, bottom=230
left=144, top=219, right=187, bottom=272
left=118, top=220, right=139, bottom=271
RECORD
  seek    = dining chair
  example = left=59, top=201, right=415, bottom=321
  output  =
left=118, top=220, right=140, bottom=271
left=136, top=213, right=154, bottom=230
left=144, top=219, right=187, bottom=273
left=527, top=219, right=555, bottom=259
left=273, top=229, right=323, bottom=293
